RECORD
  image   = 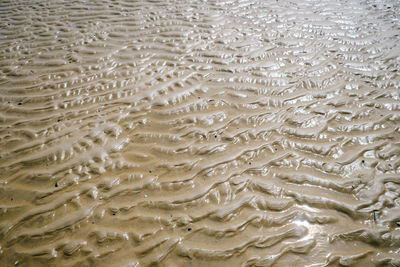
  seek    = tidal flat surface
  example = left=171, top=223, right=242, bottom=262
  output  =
left=1, top=0, right=400, bottom=266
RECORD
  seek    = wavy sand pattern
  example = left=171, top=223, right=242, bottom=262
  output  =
left=1, top=0, right=400, bottom=266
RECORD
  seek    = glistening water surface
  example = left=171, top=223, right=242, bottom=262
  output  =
left=1, top=0, right=400, bottom=266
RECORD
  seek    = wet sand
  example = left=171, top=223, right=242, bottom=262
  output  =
left=1, top=0, right=400, bottom=266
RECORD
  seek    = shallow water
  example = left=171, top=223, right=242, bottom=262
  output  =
left=1, top=0, right=400, bottom=266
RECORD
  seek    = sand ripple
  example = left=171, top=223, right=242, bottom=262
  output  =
left=1, top=0, right=400, bottom=266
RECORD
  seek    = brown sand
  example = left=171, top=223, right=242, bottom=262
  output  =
left=1, top=0, right=400, bottom=266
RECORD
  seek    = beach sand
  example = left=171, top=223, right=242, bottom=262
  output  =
left=1, top=0, right=400, bottom=266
